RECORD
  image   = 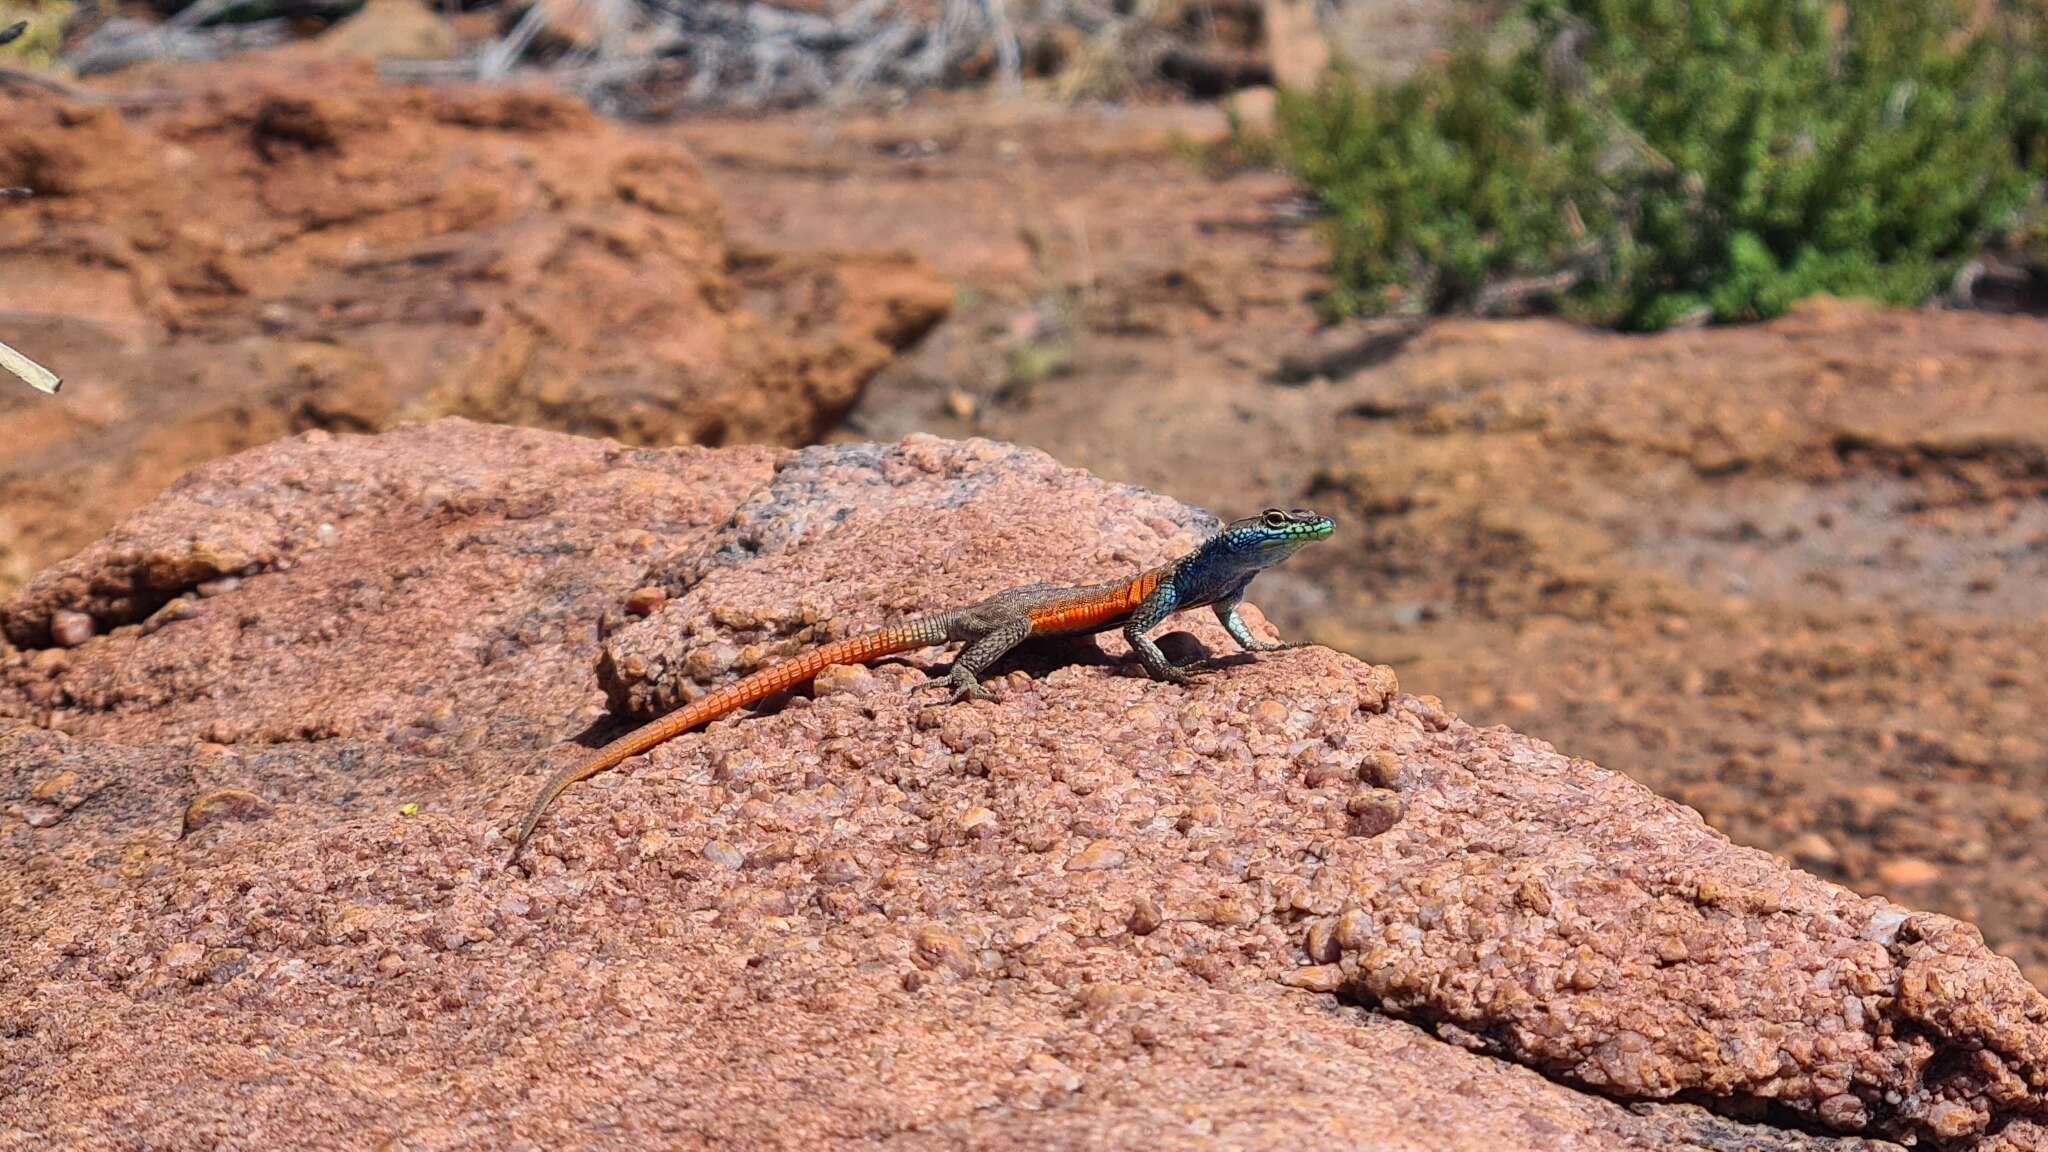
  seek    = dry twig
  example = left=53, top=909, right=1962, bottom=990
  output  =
left=0, top=339, right=62, bottom=395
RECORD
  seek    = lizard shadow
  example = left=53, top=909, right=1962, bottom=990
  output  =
left=556, top=630, right=1250, bottom=751
left=972, top=629, right=1258, bottom=685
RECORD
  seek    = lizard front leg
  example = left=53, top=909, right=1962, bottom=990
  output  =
left=1123, top=582, right=1202, bottom=686
left=1214, top=590, right=1309, bottom=654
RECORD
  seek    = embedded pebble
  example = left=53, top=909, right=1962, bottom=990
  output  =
left=1248, top=698, right=1288, bottom=730
left=1065, top=840, right=1126, bottom=872
left=1333, top=908, right=1375, bottom=952
left=625, top=586, right=668, bottom=616
left=50, top=610, right=95, bottom=648
left=913, top=927, right=976, bottom=976
left=1361, top=748, right=1403, bottom=789
left=1127, top=896, right=1163, bottom=936
left=30, top=770, right=82, bottom=806
left=1818, top=1093, right=1868, bottom=1128
left=813, top=662, right=877, bottom=696
left=1304, top=917, right=1341, bottom=964
left=180, top=788, right=272, bottom=837
left=1345, top=789, right=1405, bottom=838
left=1281, top=964, right=1345, bottom=993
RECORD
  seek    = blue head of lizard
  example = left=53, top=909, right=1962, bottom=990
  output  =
left=1178, top=507, right=1335, bottom=598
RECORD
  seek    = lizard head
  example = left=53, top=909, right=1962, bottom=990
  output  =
left=1209, top=507, right=1335, bottom=569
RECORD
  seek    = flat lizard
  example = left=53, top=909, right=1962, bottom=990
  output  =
left=508, top=507, right=1335, bottom=862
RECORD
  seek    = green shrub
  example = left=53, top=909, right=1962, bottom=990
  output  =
left=0, top=2, right=72, bottom=70
left=1277, top=0, right=2048, bottom=329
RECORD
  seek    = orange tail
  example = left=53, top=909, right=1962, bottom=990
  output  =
left=508, top=617, right=948, bottom=863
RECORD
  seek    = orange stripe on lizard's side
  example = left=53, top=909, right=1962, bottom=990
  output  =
left=1023, top=568, right=1164, bottom=634
left=1122, top=568, right=1165, bottom=609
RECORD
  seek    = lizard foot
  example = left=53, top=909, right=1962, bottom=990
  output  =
left=926, top=670, right=995, bottom=703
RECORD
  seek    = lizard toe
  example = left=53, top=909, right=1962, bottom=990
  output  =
left=947, top=680, right=996, bottom=704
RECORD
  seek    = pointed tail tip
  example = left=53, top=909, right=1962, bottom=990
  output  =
left=505, top=826, right=533, bottom=869
left=503, top=814, right=537, bottom=869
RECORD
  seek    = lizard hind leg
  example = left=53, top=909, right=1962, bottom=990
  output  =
left=928, top=611, right=1034, bottom=703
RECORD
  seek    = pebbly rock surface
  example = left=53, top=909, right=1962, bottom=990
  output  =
left=2, top=420, right=2044, bottom=1149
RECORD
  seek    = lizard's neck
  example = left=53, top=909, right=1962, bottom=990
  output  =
left=1167, top=546, right=1260, bottom=608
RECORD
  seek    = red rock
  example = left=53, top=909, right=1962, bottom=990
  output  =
left=1, top=423, right=2042, bottom=1149
left=0, top=57, right=949, bottom=612
left=623, top=586, right=667, bottom=617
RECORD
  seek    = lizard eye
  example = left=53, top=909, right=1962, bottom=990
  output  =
left=1261, top=510, right=1288, bottom=528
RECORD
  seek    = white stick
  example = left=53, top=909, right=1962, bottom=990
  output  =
left=0, top=338, right=61, bottom=394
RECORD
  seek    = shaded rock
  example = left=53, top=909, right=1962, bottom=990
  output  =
left=1, top=422, right=2042, bottom=1149
left=0, top=55, right=948, bottom=600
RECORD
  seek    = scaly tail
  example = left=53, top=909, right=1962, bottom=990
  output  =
left=507, top=616, right=951, bottom=863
